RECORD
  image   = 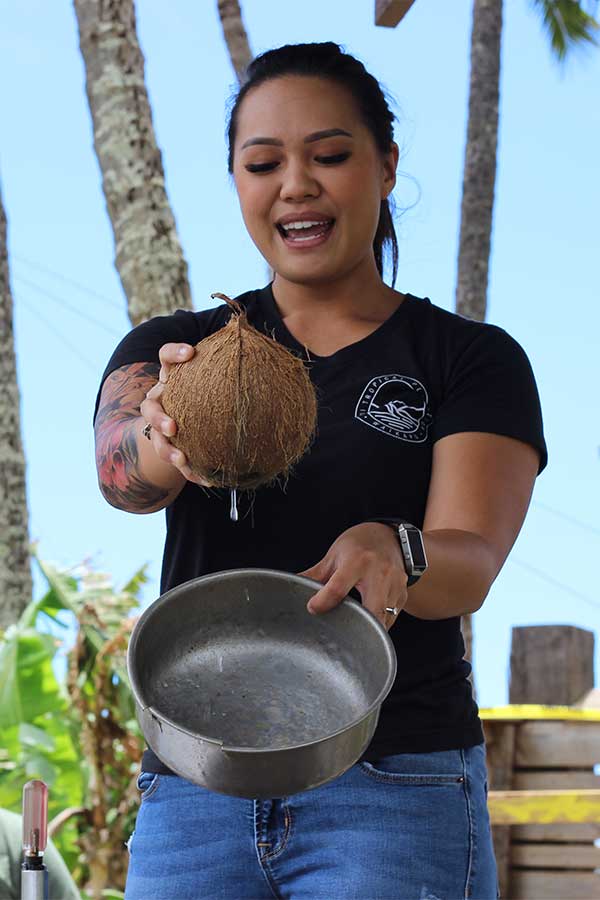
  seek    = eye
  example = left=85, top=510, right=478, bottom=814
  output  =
left=244, top=152, right=351, bottom=174
left=245, top=162, right=278, bottom=173
left=316, top=153, right=351, bottom=165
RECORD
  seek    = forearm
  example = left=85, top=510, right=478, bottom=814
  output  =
left=96, top=414, right=186, bottom=514
left=402, top=529, right=498, bottom=620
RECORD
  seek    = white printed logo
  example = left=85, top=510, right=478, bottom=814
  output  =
left=355, top=375, right=432, bottom=443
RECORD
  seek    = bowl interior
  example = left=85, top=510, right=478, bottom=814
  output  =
left=129, top=569, right=395, bottom=750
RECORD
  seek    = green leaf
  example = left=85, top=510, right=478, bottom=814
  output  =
left=24, top=752, right=56, bottom=785
left=19, top=722, right=56, bottom=751
left=532, top=0, right=600, bottom=60
left=0, top=628, right=65, bottom=728
left=120, top=564, right=150, bottom=599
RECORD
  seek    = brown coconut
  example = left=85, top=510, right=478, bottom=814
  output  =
left=161, top=293, right=318, bottom=489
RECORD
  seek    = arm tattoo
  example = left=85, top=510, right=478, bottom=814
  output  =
left=94, top=361, right=171, bottom=512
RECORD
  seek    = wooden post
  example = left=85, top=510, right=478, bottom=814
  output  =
left=507, top=625, right=597, bottom=898
left=484, top=722, right=516, bottom=899
left=509, top=625, right=594, bottom=705
left=374, top=0, right=417, bottom=27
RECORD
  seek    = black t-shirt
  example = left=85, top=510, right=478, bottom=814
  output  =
left=94, top=284, right=547, bottom=774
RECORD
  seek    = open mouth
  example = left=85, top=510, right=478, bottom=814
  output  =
left=276, top=219, right=336, bottom=247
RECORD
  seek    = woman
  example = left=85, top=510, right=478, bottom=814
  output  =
left=94, top=42, right=546, bottom=900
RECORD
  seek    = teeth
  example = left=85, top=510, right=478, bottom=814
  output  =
left=281, top=220, right=329, bottom=231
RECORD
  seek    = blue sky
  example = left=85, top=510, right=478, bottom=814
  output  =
left=1, top=0, right=598, bottom=705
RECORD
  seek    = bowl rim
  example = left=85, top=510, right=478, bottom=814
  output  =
left=127, top=567, right=397, bottom=754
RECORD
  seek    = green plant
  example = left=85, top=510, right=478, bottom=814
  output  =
left=0, top=548, right=148, bottom=896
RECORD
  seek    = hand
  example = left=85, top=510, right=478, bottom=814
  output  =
left=139, top=342, right=211, bottom=487
left=297, top=523, right=408, bottom=630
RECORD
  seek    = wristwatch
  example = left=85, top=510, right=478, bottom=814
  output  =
left=368, top=520, right=428, bottom=587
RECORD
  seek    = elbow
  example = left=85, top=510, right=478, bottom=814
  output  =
left=96, top=470, right=174, bottom=515
left=465, top=543, right=499, bottom=614
left=464, top=589, right=488, bottom=616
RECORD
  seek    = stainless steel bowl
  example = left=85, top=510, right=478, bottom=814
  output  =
left=127, top=568, right=396, bottom=798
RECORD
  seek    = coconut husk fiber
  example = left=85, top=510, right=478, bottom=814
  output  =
left=161, top=293, right=318, bottom=489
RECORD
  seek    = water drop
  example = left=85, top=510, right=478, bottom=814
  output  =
left=230, top=488, right=238, bottom=522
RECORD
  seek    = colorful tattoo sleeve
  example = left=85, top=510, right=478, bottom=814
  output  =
left=94, top=361, right=171, bottom=512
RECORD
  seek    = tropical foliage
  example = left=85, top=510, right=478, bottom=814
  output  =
left=0, top=550, right=147, bottom=897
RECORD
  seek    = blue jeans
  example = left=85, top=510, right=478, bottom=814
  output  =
left=125, top=743, right=498, bottom=899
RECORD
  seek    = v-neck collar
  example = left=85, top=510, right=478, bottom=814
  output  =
left=257, top=282, right=415, bottom=365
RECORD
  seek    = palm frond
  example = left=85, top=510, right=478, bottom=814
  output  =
left=532, top=0, right=600, bottom=59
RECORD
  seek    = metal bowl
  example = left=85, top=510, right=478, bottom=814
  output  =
left=127, top=568, right=396, bottom=798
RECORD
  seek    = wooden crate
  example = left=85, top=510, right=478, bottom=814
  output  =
left=508, top=721, right=600, bottom=899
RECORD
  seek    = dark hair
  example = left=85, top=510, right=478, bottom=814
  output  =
left=226, top=42, right=399, bottom=287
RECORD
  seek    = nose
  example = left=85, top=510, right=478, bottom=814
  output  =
left=279, top=159, right=320, bottom=202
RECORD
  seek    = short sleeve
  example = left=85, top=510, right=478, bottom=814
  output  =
left=430, top=325, right=547, bottom=473
left=92, top=308, right=205, bottom=425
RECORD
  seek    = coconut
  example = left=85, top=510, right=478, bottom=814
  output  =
left=161, top=293, right=318, bottom=489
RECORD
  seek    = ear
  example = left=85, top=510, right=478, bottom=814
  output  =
left=381, top=141, right=399, bottom=199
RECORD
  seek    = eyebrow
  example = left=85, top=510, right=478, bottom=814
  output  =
left=241, top=128, right=353, bottom=150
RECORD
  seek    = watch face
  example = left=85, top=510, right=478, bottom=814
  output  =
left=406, top=528, right=427, bottom=569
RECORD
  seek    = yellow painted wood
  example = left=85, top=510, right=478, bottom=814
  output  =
left=515, top=721, right=600, bottom=767
left=510, top=870, right=600, bottom=899
left=511, top=842, right=600, bottom=869
left=480, top=704, right=600, bottom=721
left=488, top=789, right=600, bottom=824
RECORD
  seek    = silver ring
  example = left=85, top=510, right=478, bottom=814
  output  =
left=142, top=422, right=152, bottom=440
left=384, top=606, right=399, bottom=616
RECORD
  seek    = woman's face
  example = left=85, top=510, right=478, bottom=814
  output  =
left=232, top=76, right=398, bottom=285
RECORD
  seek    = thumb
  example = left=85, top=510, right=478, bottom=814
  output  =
left=297, top=558, right=329, bottom=583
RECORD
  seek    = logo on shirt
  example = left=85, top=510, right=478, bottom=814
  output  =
left=355, top=375, right=432, bottom=443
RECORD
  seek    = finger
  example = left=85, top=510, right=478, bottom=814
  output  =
left=145, top=381, right=163, bottom=401
left=146, top=426, right=178, bottom=464
left=140, top=396, right=176, bottom=438
left=355, top=568, right=392, bottom=627
left=158, top=343, right=195, bottom=383
left=158, top=342, right=195, bottom=366
left=307, top=567, right=359, bottom=615
left=178, top=461, right=213, bottom=488
left=297, top=559, right=328, bottom=582
left=381, top=574, right=408, bottom=630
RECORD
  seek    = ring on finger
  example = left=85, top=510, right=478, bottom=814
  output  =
left=142, top=422, right=152, bottom=440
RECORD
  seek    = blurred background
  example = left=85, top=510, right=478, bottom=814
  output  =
left=0, top=1, right=598, bottom=896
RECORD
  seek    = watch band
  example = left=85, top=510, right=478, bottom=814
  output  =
left=367, top=519, right=428, bottom=587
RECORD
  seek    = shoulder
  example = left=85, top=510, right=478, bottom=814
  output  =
left=133, top=286, right=264, bottom=340
left=407, top=294, right=529, bottom=367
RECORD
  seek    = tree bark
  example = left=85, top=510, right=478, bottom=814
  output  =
left=216, top=0, right=274, bottom=284
left=455, top=0, right=503, bottom=675
left=0, top=182, right=33, bottom=630
left=217, top=0, right=253, bottom=83
left=73, top=0, right=192, bottom=326
left=455, top=0, right=502, bottom=321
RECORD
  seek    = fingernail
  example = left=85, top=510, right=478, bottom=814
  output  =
left=162, top=418, right=172, bottom=432
left=178, top=346, right=188, bottom=357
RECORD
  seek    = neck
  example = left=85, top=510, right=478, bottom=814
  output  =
left=271, top=256, right=401, bottom=322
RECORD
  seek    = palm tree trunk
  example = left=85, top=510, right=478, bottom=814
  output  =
left=216, top=1, right=273, bottom=284
left=456, top=0, right=502, bottom=321
left=0, top=182, right=33, bottom=630
left=217, top=0, right=253, bottom=83
left=73, top=0, right=192, bottom=326
left=455, top=0, right=503, bottom=682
